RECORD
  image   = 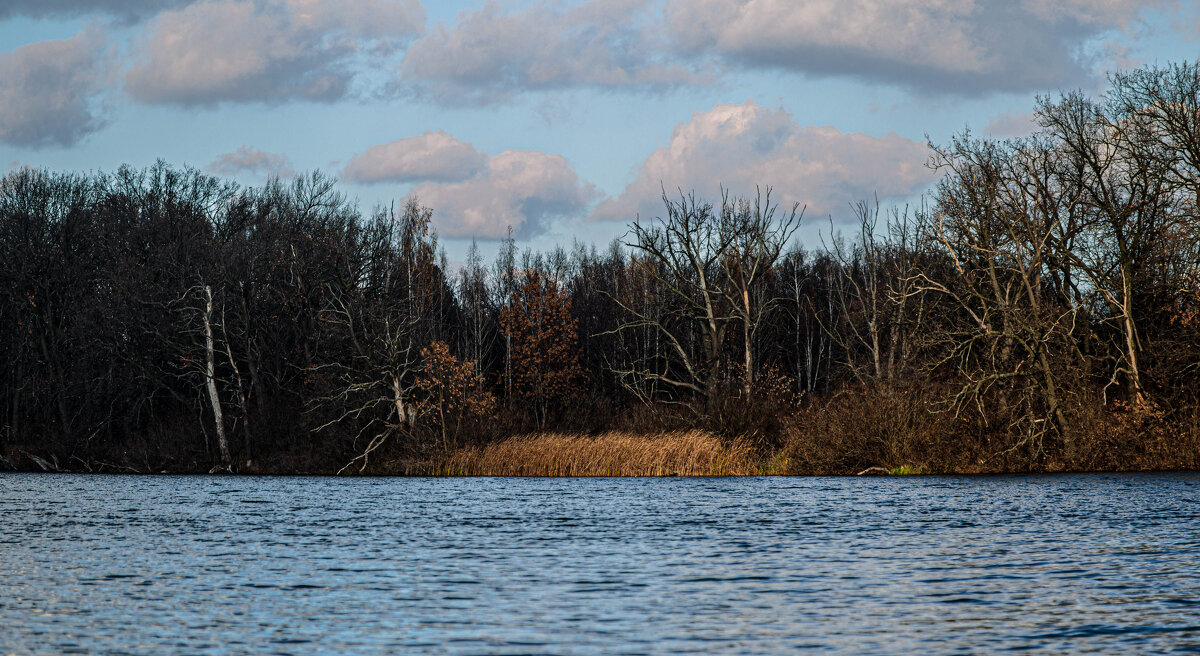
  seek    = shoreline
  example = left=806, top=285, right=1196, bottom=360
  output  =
left=5, top=430, right=1199, bottom=477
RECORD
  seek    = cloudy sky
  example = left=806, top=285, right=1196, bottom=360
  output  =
left=2, top=0, right=1197, bottom=257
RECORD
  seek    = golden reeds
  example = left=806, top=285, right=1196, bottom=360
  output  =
left=440, top=430, right=759, bottom=476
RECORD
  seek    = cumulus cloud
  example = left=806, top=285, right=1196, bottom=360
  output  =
left=125, top=0, right=425, bottom=106
left=400, top=0, right=708, bottom=104
left=343, top=131, right=486, bottom=183
left=345, top=131, right=596, bottom=238
left=0, top=28, right=112, bottom=148
left=394, top=0, right=1171, bottom=101
left=400, top=147, right=597, bottom=239
left=590, top=101, right=933, bottom=223
left=664, top=0, right=1166, bottom=95
left=207, top=146, right=296, bottom=179
left=0, top=1, right=195, bottom=22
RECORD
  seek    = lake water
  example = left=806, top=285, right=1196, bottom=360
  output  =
left=2, top=473, right=1198, bottom=654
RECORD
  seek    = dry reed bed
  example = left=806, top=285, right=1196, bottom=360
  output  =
left=440, top=431, right=758, bottom=476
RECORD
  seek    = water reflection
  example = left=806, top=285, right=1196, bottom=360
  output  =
left=2, top=474, right=1198, bottom=654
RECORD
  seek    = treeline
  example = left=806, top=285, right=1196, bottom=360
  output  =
left=3, top=62, right=1199, bottom=474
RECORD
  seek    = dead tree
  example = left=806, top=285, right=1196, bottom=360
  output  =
left=719, top=189, right=802, bottom=395
left=200, top=285, right=232, bottom=466
left=609, top=188, right=799, bottom=406
left=920, top=133, right=1081, bottom=455
left=824, top=199, right=930, bottom=383
left=313, top=199, right=443, bottom=473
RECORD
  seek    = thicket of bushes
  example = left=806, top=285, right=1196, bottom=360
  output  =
left=2, top=62, right=1199, bottom=475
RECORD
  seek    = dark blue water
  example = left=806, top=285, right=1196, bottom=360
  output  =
left=2, top=473, right=1198, bottom=654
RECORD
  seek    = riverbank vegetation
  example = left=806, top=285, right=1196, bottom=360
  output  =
left=437, top=432, right=759, bottom=477
left=2, top=62, right=1199, bottom=476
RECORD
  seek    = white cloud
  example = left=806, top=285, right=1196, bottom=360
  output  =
left=342, top=131, right=486, bottom=183
left=400, top=0, right=708, bottom=104
left=344, top=131, right=596, bottom=239
left=393, top=0, right=1171, bottom=103
left=207, top=146, right=296, bottom=179
left=0, top=27, right=112, bottom=148
left=590, top=101, right=933, bottom=222
left=664, top=0, right=1166, bottom=95
left=125, top=0, right=425, bottom=106
left=407, top=148, right=598, bottom=239
left=1018, top=0, right=1146, bottom=27
left=0, top=1, right=195, bottom=22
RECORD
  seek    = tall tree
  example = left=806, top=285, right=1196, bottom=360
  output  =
left=498, top=269, right=585, bottom=428
left=313, top=199, right=446, bottom=472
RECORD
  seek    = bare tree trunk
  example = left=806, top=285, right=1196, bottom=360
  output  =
left=886, top=322, right=899, bottom=380
left=8, top=360, right=20, bottom=446
left=803, top=330, right=814, bottom=393
left=742, top=289, right=753, bottom=396
left=220, top=318, right=252, bottom=463
left=870, top=319, right=882, bottom=380
left=203, top=285, right=231, bottom=466
left=1121, top=266, right=1145, bottom=403
left=696, top=265, right=724, bottom=403
left=391, top=374, right=411, bottom=427
left=1035, top=346, right=1069, bottom=436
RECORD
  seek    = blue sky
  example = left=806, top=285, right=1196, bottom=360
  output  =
left=1, top=0, right=1197, bottom=259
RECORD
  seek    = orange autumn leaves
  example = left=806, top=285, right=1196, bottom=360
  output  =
left=416, top=268, right=585, bottom=437
left=414, top=340, right=495, bottom=445
left=499, top=270, right=586, bottom=427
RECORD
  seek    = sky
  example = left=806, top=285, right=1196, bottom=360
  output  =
left=1, top=0, right=1198, bottom=260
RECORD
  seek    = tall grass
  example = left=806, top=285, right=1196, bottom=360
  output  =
left=440, top=431, right=758, bottom=476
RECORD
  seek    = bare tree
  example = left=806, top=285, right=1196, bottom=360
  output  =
left=313, top=199, right=444, bottom=473
left=1038, top=89, right=1178, bottom=403
left=720, top=189, right=803, bottom=395
left=920, top=133, right=1081, bottom=453
left=608, top=191, right=734, bottom=404
left=200, top=285, right=232, bottom=466
left=609, top=188, right=799, bottom=406
left=825, top=199, right=933, bottom=383
left=458, top=239, right=495, bottom=376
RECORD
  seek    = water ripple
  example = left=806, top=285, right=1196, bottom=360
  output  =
left=1, top=473, right=1198, bottom=654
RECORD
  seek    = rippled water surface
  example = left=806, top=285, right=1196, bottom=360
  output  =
left=2, top=473, right=1199, bottom=654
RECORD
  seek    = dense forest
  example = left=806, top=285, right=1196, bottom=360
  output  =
left=3, top=63, right=1199, bottom=475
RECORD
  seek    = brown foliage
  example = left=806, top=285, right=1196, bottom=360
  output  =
left=1063, top=398, right=1200, bottom=472
left=703, top=366, right=798, bottom=448
left=778, top=383, right=970, bottom=475
left=440, top=431, right=758, bottom=476
left=499, top=270, right=586, bottom=427
left=777, top=383, right=1200, bottom=475
left=414, top=340, right=496, bottom=447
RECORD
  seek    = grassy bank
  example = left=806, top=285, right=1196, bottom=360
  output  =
left=437, top=431, right=760, bottom=477
left=5, top=385, right=1198, bottom=476
left=424, top=385, right=1200, bottom=477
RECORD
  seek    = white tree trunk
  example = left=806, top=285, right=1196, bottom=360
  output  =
left=203, top=285, right=231, bottom=465
left=392, top=374, right=412, bottom=427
